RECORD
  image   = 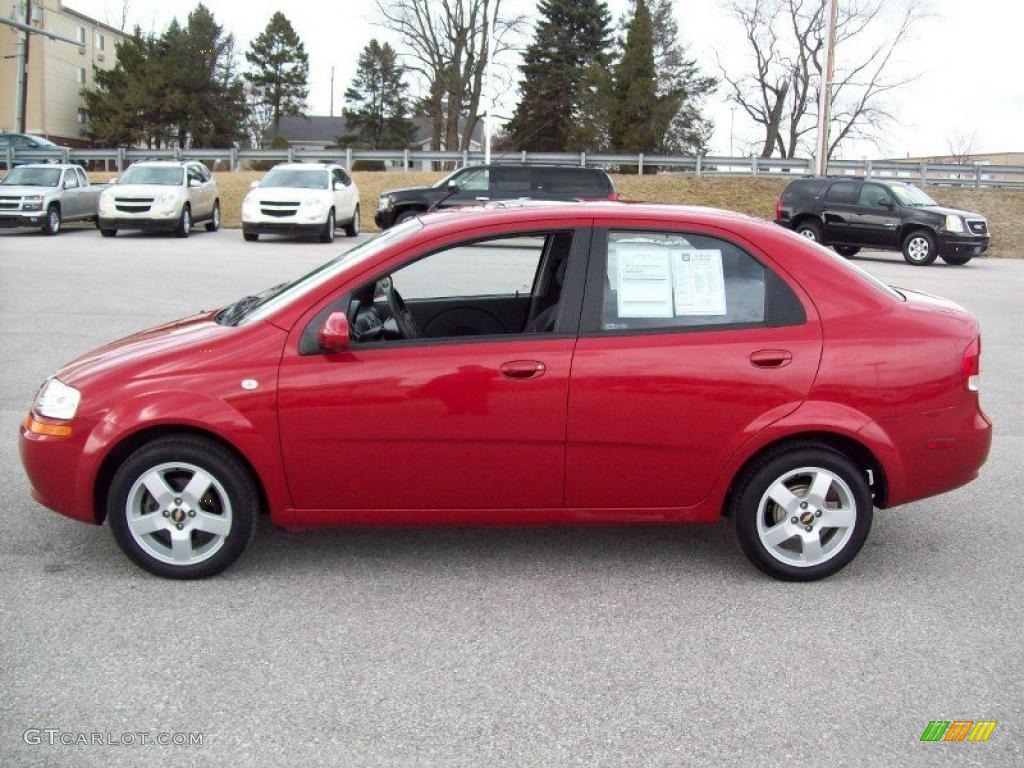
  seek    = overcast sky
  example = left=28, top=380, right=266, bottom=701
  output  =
left=67, top=0, right=1022, bottom=159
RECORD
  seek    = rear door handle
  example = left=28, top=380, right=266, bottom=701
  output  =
left=500, top=360, right=546, bottom=380
left=750, top=349, right=792, bottom=368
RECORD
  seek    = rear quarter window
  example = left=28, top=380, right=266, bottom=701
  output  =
left=782, top=179, right=826, bottom=203
left=534, top=168, right=611, bottom=196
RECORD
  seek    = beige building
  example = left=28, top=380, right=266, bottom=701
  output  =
left=1, top=1, right=125, bottom=146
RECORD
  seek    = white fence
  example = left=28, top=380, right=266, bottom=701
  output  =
left=5, top=146, right=1023, bottom=188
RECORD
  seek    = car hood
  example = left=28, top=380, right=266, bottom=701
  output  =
left=383, top=185, right=436, bottom=196
left=106, top=184, right=183, bottom=197
left=915, top=204, right=985, bottom=220
left=0, top=185, right=60, bottom=195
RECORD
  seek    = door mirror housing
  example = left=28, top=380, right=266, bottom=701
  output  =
left=447, top=181, right=460, bottom=193
left=333, top=181, right=344, bottom=191
left=249, top=180, right=259, bottom=189
left=880, top=199, right=894, bottom=210
left=110, top=177, right=119, bottom=184
left=188, top=178, right=201, bottom=188
left=318, top=312, right=351, bottom=352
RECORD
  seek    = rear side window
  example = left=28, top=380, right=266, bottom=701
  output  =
left=600, top=231, right=803, bottom=332
left=782, top=179, right=827, bottom=203
left=75, top=167, right=88, bottom=186
left=825, top=181, right=858, bottom=204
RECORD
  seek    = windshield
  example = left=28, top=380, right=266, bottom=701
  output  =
left=228, top=218, right=425, bottom=325
left=260, top=168, right=330, bottom=190
left=1, top=167, right=61, bottom=186
left=889, top=183, right=936, bottom=207
left=120, top=166, right=184, bottom=186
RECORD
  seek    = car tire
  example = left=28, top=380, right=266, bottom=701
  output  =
left=243, top=232, right=258, bottom=242
left=42, top=204, right=61, bottom=236
left=107, top=435, right=259, bottom=579
left=319, top=209, right=335, bottom=243
left=174, top=205, right=191, bottom=238
left=394, top=209, right=421, bottom=226
left=794, top=220, right=823, bottom=243
left=732, top=443, right=873, bottom=581
left=205, top=200, right=220, bottom=232
left=902, top=230, right=937, bottom=265
left=940, top=253, right=972, bottom=266
left=344, top=205, right=360, bottom=237
left=834, top=245, right=861, bottom=257
left=100, top=228, right=117, bottom=238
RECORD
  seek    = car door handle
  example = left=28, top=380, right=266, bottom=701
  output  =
left=750, top=349, right=792, bottom=368
left=500, top=360, right=546, bottom=380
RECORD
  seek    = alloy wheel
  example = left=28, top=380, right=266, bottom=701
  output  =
left=907, top=236, right=930, bottom=262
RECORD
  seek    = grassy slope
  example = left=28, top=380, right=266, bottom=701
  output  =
left=81, top=170, right=1022, bottom=256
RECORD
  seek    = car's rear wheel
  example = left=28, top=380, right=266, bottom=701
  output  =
left=174, top=205, right=191, bottom=238
left=834, top=245, right=860, bottom=257
left=205, top=200, right=220, bottom=232
left=107, top=436, right=258, bottom=579
left=344, top=205, right=360, bottom=237
left=732, top=445, right=873, bottom=581
left=42, top=204, right=61, bottom=236
left=319, top=209, right=336, bottom=243
left=902, top=230, right=937, bottom=265
left=940, top=253, right=972, bottom=265
left=243, top=232, right=258, bottom=242
left=794, top=220, right=823, bottom=243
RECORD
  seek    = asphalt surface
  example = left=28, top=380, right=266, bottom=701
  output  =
left=1, top=225, right=1021, bottom=767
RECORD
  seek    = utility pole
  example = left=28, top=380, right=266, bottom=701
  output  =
left=814, top=0, right=839, bottom=176
left=329, top=66, right=335, bottom=117
left=482, top=0, right=497, bottom=165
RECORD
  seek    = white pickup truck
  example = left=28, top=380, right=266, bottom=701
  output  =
left=0, top=164, right=104, bottom=235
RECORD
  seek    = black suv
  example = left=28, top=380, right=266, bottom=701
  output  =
left=374, top=164, right=619, bottom=229
left=775, top=177, right=990, bottom=265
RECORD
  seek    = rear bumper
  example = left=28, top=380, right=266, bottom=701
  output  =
left=938, top=232, right=990, bottom=257
left=774, top=218, right=793, bottom=229
left=98, top=216, right=177, bottom=232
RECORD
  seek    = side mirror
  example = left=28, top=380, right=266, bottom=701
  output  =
left=447, top=181, right=460, bottom=193
left=249, top=180, right=259, bottom=189
left=110, top=177, right=119, bottom=184
left=318, top=311, right=350, bottom=352
left=333, top=181, right=344, bottom=191
left=188, top=178, right=201, bottom=188
left=881, top=199, right=894, bottom=210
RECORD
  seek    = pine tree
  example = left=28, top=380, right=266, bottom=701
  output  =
left=244, top=12, right=309, bottom=137
left=610, top=0, right=659, bottom=154
left=506, top=0, right=613, bottom=152
left=339, top=40, right=416, bottom=150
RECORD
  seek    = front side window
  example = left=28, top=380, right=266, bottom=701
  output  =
left=600, top=231, right=777, bottom=332
left=455, top=167, right=489, bottom=193
left=858, top=184, right=893, bottom=208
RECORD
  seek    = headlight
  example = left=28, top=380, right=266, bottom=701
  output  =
left=155, top=192, right=177, bottom=204
left=301, top=197, right=323, bottom=208
left=99, top=194, right=114, bottom=213
left=33, top=378, right=81, bottom=420
left=378, top=195, right=393, bottom=211
left=23, top=195, right=44, bottom=211
left=945, top=214, right=965, bottom=233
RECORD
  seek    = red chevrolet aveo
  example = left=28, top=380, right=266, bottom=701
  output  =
left=20, top=203, right=991, bottom=580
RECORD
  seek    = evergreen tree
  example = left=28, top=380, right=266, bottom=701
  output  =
left=244, top=12, right=309, bottom=137
left=339, top=40, right=416, bottom=149
left=506, top=0, right=613, bottom=152
left=610, top=0, right=659, bottom=154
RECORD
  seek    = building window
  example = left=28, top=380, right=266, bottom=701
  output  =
left=77, top=109, right=87, bottom=125
left=76, top=26, right=86, bottom=44
left=77, top=67, right=87, bottom=85
left=96, top=32, right=105, bottom=51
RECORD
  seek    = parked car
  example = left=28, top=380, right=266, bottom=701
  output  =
left=20, top=202, right=991, bottom=580
left=0, top=164, right=103, bottom=235
left=0, top=133, right=60, bottom=170
left=375, top=164, right=619, bottom=229
left=241, top=162, right=359, bottom=243
left=97, top=160, right=219, bottom=238
left=774, top=177, right=990, bottom=265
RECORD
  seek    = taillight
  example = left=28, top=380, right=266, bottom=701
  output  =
left=775, top=198, right=783, bottom=219
left=962, top=336, right=980, bottom=391
left=608, top=191, right=620, bottom=201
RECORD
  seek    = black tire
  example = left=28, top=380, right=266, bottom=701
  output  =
left=394, top=209, right=421, bottom=226
left=205, top=200, right=220, bottom=232
left=319, top=208, right=335, bottom=243
left=174, top=205, right=191, bottom=238
left=42, top=204, right=61, bottom=236
left=794, top=219, right=823, bottom=243
left=834, top=245, right=861, bottom=257
left=344, top=205, right=360, bottom=237
left=100, top=228, right=117, bottom=238
left=243, top=232, right=258, bottom=242
left=902, top=229, right=937, bottom=266
left=107, top=435, right=259, bottom=579
left=940, top=253, right=972, bottom=266
left=732, top=443, right=873, bottom=581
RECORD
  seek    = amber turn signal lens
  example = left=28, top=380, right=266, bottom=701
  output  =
left=24, top=413, right=72, bottom=437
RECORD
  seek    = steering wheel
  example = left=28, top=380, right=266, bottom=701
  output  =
left=382, top=277, right=421, bottom=339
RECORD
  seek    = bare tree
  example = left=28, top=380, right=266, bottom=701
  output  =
left=374, top=0, right=524, bottom=152
left=720, top=0, right=928, bottom=158
left=946, top=129, right=979, bottom=164
left=104, top=0, right=132, bottom=31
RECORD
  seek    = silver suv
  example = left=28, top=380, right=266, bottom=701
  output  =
left=97, top=161, right=220, bottom=238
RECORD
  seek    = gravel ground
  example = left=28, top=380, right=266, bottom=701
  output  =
left=0, top=226, right=1021, bottom=767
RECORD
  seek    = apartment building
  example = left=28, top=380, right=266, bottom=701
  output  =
left=0, top=1, right=125, bottom=146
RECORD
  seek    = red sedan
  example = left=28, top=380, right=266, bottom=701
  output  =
left=19, top=203, right=991, bottom=580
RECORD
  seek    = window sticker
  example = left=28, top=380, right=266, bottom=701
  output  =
left=673, top=249, right=727, bottom=315
left=615, top=245, right=674, bottom=318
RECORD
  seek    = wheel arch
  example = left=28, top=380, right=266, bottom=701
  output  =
left=899, top=222, right=937, bottom=244
left=393, top=202, right=428, bottom=220
left=791, top=213, right=822, bottom=231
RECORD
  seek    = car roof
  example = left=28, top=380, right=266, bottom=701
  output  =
left=267, top=163, right=334, bottom=171
left=9, top=163, right=77, bottom=170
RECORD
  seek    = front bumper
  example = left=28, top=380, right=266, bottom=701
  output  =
left=242, top=220, right=324, bottom=235
left=20, top=414, right=101, bottom=524
left=938, top=232, right=990, bottom=257
left=374, top=208, right=397, bottom=230
left=0, top=213, right=46, bottom=228
left=98, top=216, right=178, bottom=232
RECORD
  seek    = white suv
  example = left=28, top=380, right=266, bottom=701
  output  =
left=97, top=161, right=219, bottom=238
left=241, top=163, right=359, bottom=243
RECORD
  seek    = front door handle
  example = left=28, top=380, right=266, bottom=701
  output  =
left=750, top=349, right=792, bottom=368
left=500, top=360, right=546, bottom=380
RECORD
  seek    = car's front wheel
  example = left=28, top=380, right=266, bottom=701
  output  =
left=107, top=436, right=259, bottom=579
left=319, top=209, right=335, bottom=243
left=42, top=204, right=61, bottom=236
left=243, top=232, right=258, bottom=242
left=205, top=200, right=220, bottom=232
left=902, top=230, right=937, bottom=265
left=344, top=205, right=360, bottom=237
left=174, top=205, right=191, bottom=238
left=834, top=245, right=861, bottom=257
left=732, top=444, right=873, bottom=581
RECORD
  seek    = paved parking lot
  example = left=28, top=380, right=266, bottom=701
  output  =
left=1, top=226, right=1022, bottom=767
